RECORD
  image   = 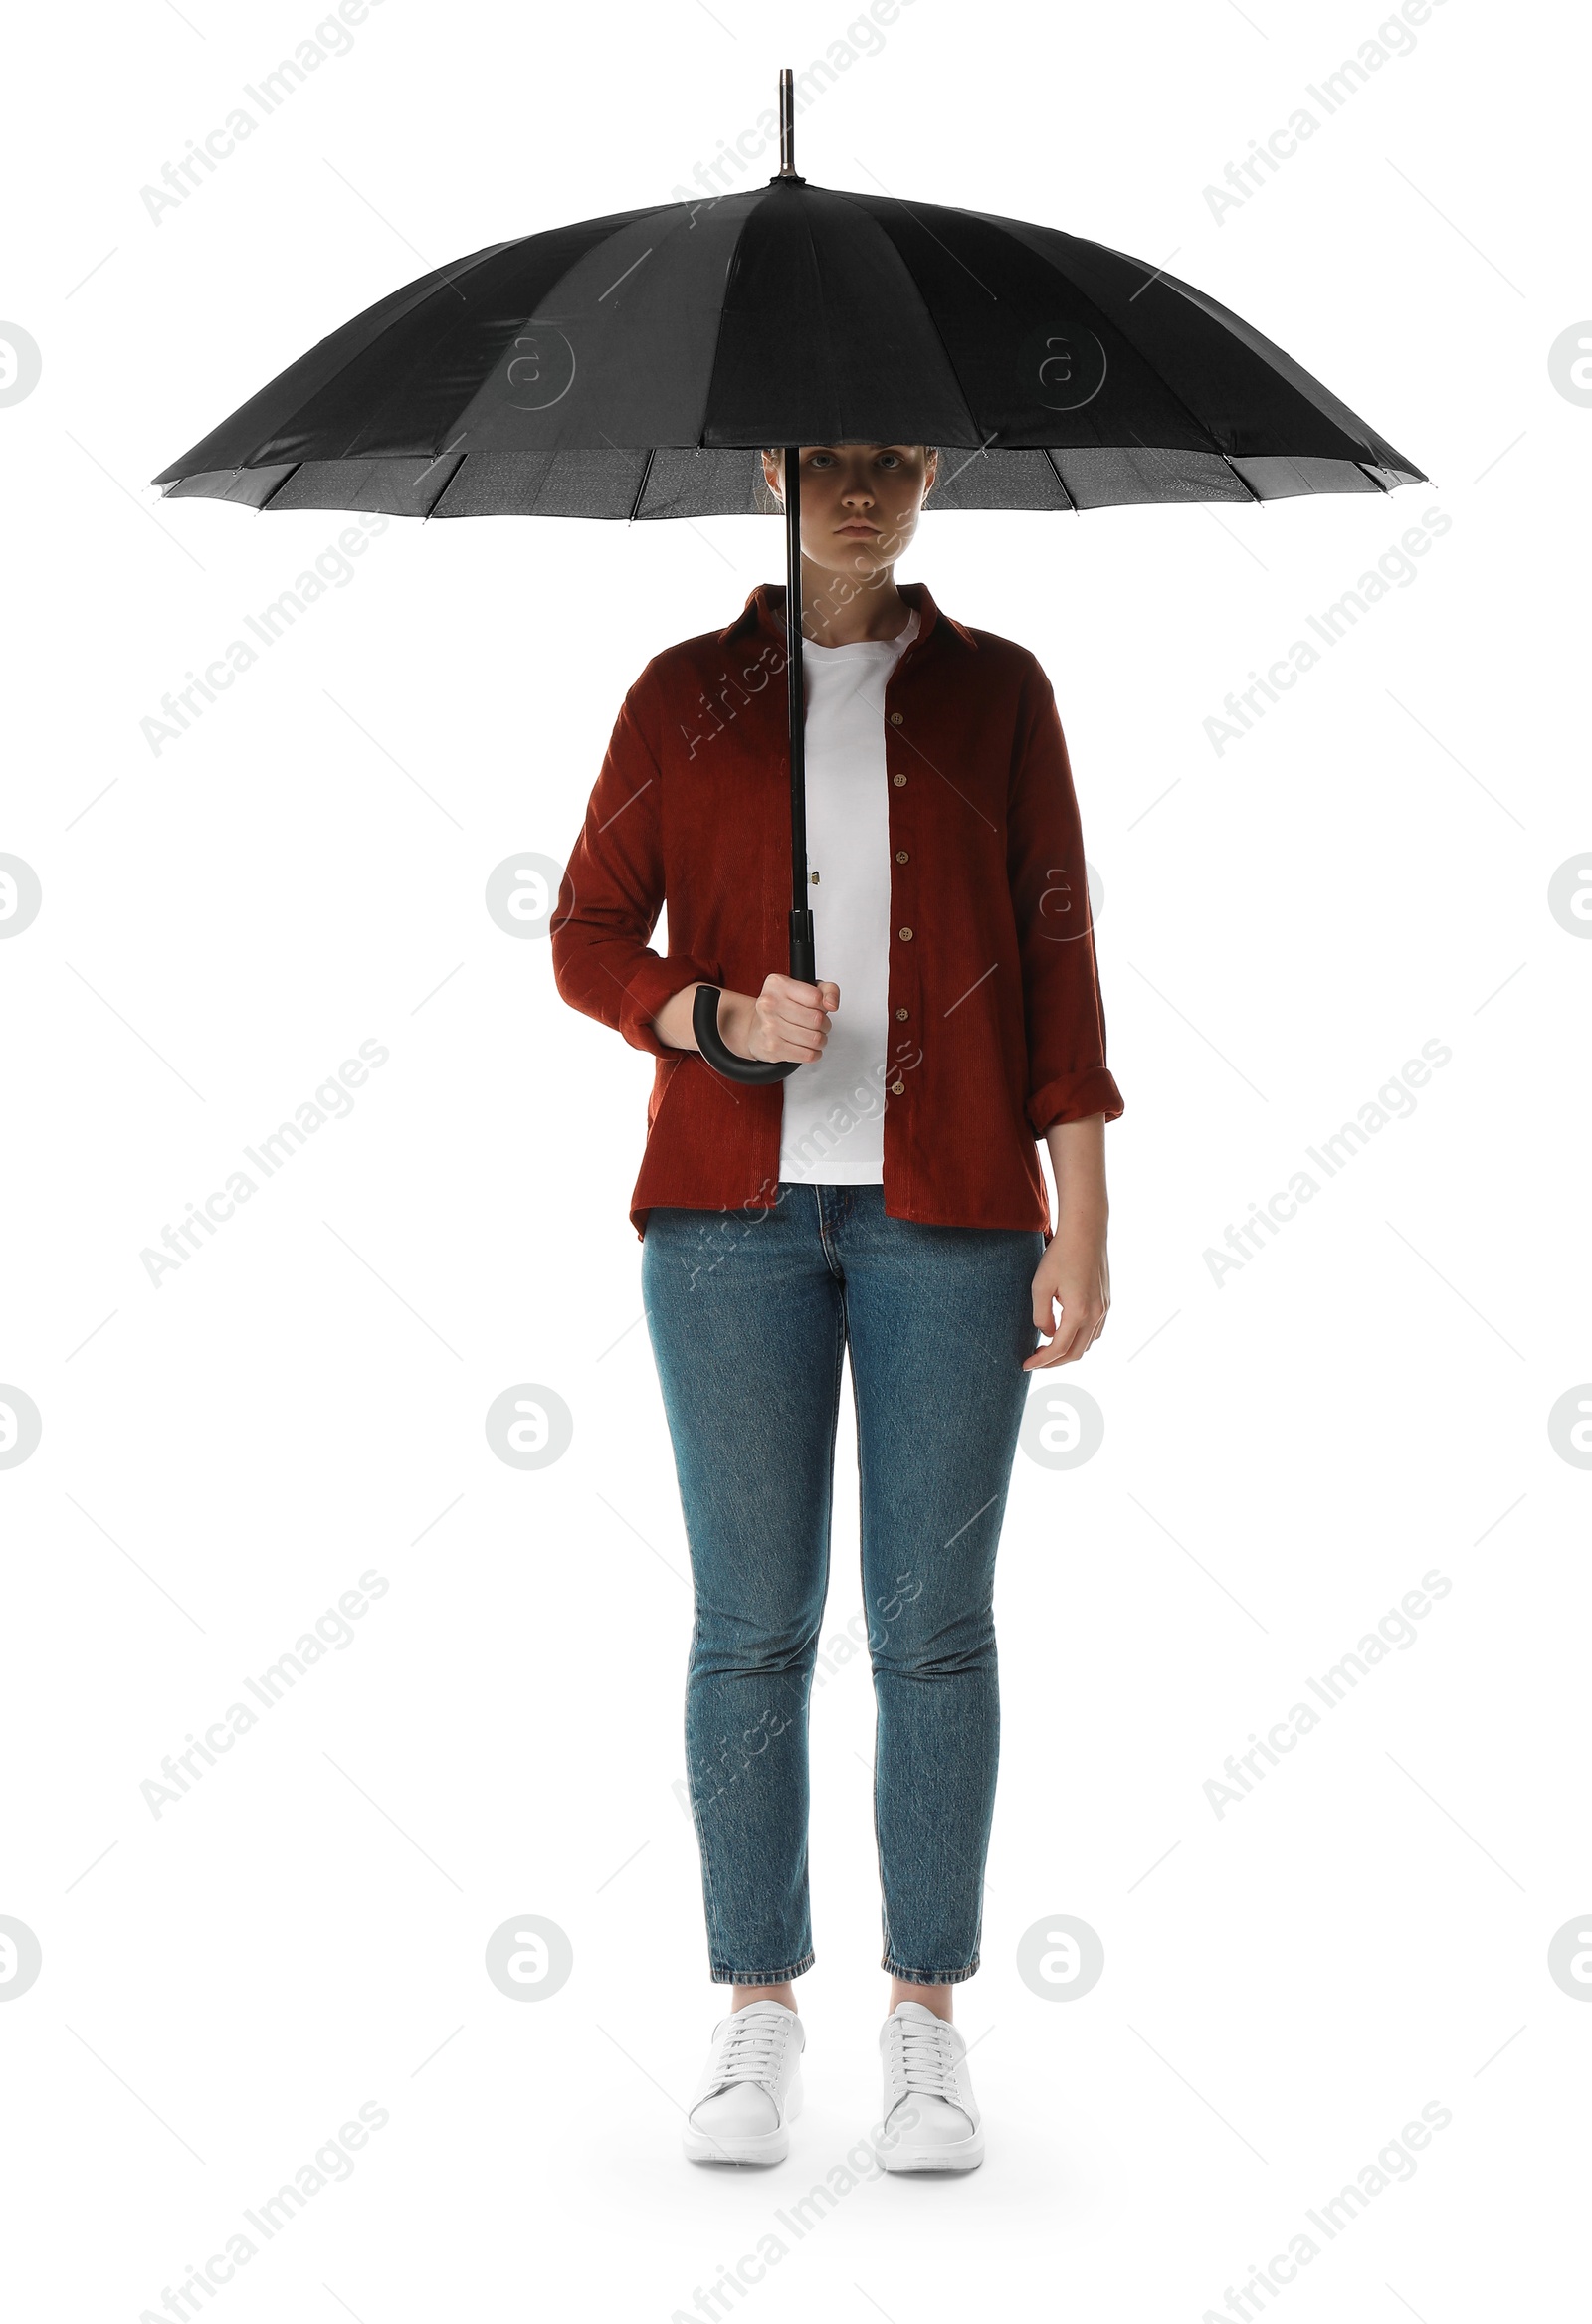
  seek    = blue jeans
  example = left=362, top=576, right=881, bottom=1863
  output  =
left=642, top=1182, right=1043, bottom=1986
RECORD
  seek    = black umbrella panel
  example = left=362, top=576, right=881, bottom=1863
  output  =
left=154, top=71, right=1425, bottom=1084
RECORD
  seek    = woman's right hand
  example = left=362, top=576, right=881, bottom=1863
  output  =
left=722, top=974, right=839, bottom=1065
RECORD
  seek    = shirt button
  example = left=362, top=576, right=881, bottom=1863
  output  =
left=895, top=1006, right=908, bottom=1020
left=896, top=849, right=909, bottom=863
left=891, top=1080, right=905, bottom=1095
left=892, top=773, right=906, bottom=787
left=898, top=926, right=913, bottom=941
left=889, top=711, right=903, bottom=725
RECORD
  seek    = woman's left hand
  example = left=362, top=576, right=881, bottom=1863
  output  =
left=1027, top=1114, right=1109, bottom=1369
left=1024, top=1212, right=1109, bottom=1370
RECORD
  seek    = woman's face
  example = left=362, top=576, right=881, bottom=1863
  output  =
left=761, top=443, right=937, bottom=582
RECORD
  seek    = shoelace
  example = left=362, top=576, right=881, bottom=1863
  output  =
left=886, top=2015, right=960, bottom=2102
left=707, top=2012, right=789, bottom=2094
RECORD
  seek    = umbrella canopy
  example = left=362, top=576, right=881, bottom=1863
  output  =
left=152, top=74, right=1424, bottom=1085
left=152, top=184, right=1422, bottom=524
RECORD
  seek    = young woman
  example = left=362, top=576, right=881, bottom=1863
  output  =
left=551, top=443, right=1122, bottom=2172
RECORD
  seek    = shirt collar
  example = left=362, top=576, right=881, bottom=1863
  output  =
left=719, top=578, right=977, bottom=655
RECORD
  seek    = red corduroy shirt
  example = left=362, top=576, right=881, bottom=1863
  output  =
left=551, top=580, right=1124, bottom=1239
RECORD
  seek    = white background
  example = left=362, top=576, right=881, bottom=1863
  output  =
left=3, top=0, right=1589, bottom=2316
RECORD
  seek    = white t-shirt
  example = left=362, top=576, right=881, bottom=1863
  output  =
left=777, top=607, right=920, bottom=1185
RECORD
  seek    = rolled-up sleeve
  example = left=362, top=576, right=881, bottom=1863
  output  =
left=549, top=675, right=719, bottom=1060
left=1006, top=661, right=1125, bottom=1136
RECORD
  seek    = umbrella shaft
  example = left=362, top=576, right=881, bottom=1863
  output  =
left=783, top=442, right=815, bottom=982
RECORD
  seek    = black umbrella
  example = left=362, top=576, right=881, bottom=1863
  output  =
left=153, top=70, right=1425, bottom=1084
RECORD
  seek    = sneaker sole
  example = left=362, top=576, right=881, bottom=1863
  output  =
left=881, top=2126, right=985, bottom=2173
left=682, top=2073, right=803, bottom=2167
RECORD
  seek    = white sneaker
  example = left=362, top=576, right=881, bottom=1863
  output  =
left=682, top=2000, right=805, bottom=2166
left=879, top=2001, right=985, bottom=2172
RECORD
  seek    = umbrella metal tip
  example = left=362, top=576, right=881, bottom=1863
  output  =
left=776, top=65, right=799, bottom=178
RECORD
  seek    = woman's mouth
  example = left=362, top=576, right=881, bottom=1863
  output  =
left=836, top=522, right=881, bottom=536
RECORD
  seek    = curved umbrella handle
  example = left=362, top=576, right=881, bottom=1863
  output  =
left=692, top=984, right=798, bottom=1085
